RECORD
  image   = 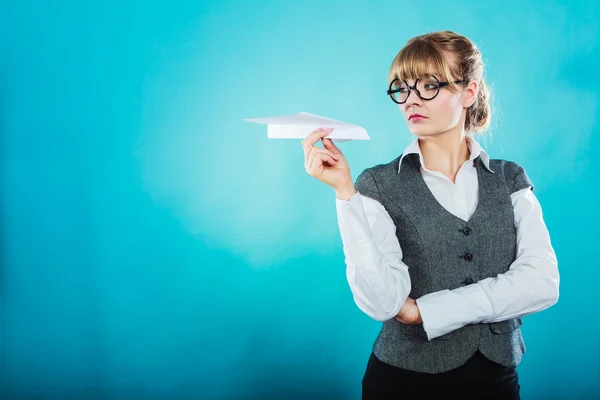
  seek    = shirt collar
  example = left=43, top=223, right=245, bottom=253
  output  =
left=397, top=136, right=494, bottom=174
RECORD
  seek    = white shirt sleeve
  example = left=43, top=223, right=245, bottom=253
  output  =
left=335, top=191, right=411, bottom=322
left=415, top=187, right=560, bottom=340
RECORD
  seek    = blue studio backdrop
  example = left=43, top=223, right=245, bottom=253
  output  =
left=1, top=1, right=598, bottom=399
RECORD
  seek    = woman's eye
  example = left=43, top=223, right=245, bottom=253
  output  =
left=424, top=84, right=438, bottom=90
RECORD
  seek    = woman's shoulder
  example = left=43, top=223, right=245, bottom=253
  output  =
left=353, top=156, right=403, bottom=200
left=488, top=158, right=534, bottom=193
left=489, top=157, right=525, bottom=173
left=358, top=155, right=404, bottom=177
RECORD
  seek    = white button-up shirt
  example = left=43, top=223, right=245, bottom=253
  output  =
left=335, top=136, right=560, bottom=340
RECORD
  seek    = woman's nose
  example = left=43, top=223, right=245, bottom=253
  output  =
left=405, top=88, right=421, bottom=104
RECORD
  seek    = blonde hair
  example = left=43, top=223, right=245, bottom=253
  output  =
left=388, top=31, right=491, bottom=134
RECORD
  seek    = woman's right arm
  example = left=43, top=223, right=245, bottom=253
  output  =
left=301, top=127, right=411, bottom=322
left=335, top=189, right=411, bottom=322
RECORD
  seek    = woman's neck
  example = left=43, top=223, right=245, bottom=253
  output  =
left=417, top=129, right=471, bottom=183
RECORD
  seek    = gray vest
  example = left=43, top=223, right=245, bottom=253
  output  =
left=354, top=153, right=533, bottom=373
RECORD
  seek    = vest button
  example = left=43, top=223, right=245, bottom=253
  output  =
left=463, top=227, right=472, bottom=235
left=463, top=252, right=473, bottom=261
left=462, top=277, right=474, bottom=285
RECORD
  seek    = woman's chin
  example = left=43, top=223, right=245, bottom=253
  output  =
left=408, top=127, right=436, bottom=137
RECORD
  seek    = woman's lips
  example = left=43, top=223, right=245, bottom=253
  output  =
left=409, top=114, right=427, bottom=121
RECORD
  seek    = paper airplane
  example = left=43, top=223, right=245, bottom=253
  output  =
left=243, top=111, right=371, bottom=142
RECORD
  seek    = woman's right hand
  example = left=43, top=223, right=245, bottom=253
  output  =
left=302, top=127, right=354, bottom=194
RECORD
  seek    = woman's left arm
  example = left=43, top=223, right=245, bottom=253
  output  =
left=414, top=187, right=560, bottom=340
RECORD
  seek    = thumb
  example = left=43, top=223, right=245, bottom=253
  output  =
left=321, top=137, right=340, bottom=154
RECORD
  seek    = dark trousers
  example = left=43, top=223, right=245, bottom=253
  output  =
left=362, top=350, right=520, bottom=399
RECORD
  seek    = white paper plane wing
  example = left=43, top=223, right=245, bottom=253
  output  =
left=244, top=111, right=371, bottom=142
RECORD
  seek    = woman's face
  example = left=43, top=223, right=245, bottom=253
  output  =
left=397, top=71, right=476, bottom=138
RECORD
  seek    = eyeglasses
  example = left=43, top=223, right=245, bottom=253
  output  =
left=387, top=74, right=467, bottom=104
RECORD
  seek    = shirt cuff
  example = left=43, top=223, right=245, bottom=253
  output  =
left=416, top=284, right=493, bottom=340
left=335, top=190, right=362, bottom=205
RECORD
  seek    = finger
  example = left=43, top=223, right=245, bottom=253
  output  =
left=309, top=151, right=336, bottom=174
left=302, top=128, right=333, bottom=158
left=307, top=147, right=322, bottom=172
left=301, top=128, right=326, bottom=152
left=310, top=146, right=339, bottom=163
left=307, top=127, right=333, bottom=144
left=302, top=128, right=322, bottom=164
left=307, top=147, right=338, bottom=170
left=321, top=137, right=340, bottom=155
left=307, top=148, right=336, bottom=172
left=307, top=147, right=337, bottom=170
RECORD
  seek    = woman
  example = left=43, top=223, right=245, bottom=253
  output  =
left=301, top=31, right=559, bottom=399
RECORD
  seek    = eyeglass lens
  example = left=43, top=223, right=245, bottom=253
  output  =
left=390, top=75, right=441, bottom=103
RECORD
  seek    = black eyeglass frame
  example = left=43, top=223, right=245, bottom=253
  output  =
left=387, top=74, right=468, bottom=104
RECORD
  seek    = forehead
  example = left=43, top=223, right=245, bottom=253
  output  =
left=402, top=72, right=441, bottom=81
left=392, top=61, right=447, bottom=82
left=389, top=51, right=456, bottom=85
left=394, top=73, right=442, bottom=85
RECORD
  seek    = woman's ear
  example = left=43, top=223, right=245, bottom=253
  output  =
left=463, top=80, right=478, bottom=108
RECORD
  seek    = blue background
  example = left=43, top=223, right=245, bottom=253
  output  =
left=1, top=0, right=598, bottom=399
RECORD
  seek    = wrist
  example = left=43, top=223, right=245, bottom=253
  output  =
left=335, top=183, right=356, bottom=200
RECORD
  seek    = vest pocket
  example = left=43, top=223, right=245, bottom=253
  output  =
left=396, top=321, right=451, bottom=340
left=396, top=322, right=430, bottom=340
left=488, top=318, right=523, bottom=334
